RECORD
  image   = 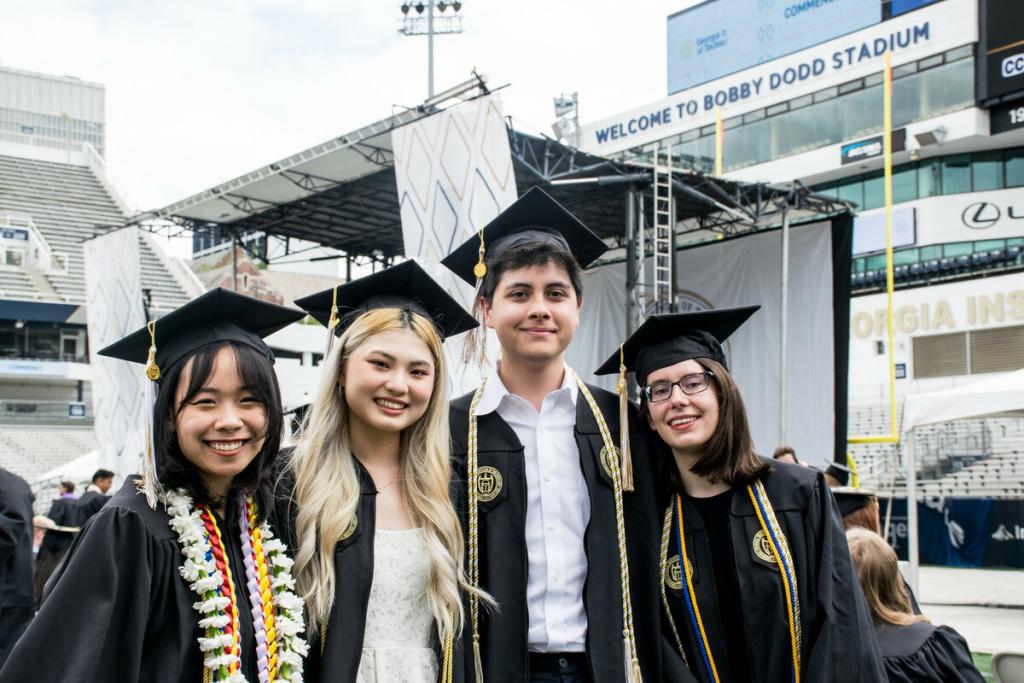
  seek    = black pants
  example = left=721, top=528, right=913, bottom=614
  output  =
left=528, top=652, right=592, bottom=683
left=0, top=606, right=33, bottom=668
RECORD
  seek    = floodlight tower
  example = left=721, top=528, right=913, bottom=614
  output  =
left=399, top=1, right=464, bottom=98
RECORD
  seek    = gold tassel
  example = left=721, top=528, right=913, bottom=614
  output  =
left=616, top=345, right=634, bottom=492
left=473, top=637, right=484, bottom=683
left=325, top=284, right=340, bottom=357
left=144, top=320, right=160, bottom=381
left=461, top=229, right=491, bottom=368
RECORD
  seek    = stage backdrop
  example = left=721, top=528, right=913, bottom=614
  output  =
left=569, top=218, right=851, bottom=465
left=392, top=93, right=517, bottom=394
left=84, top=226, right=150, bottom=478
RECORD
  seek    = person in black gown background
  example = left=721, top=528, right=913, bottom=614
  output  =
left=0, top=289, right=307, bottom=683
left=595, top=306, right=885, bottom=683
left=0, top=467, right=34, bottom=668
left=846, top=527, right=984, bottom=682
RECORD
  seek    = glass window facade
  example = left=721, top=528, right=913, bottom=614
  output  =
left=624, top=46, right=975, bottom=175
left=814, top=146, right=1024, bottom=205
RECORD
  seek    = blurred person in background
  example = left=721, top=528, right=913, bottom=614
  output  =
left=0, top=467, right=34, bottom=667
left=33, top=481, right=78, bottom=605
left=771, top=444, right=800, bottom=465
left=74, top=469, right=114, bottom=526
left=846, top=528, right=983, bottom=682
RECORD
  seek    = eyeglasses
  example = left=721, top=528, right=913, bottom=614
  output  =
left=642, top=371, right=714, bottom=403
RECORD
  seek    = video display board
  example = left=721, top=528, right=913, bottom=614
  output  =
left=667, top=0, right=881, bottom=95
left=977, top=0, right=1024, bottom=104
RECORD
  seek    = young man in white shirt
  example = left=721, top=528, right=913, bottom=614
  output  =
left=444, top=188, right=673, bottom=683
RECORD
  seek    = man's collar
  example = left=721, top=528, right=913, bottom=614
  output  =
left=473, top=360, right=578, bottom=416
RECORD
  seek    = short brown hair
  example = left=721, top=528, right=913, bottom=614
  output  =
left=772, top=445, right=796, bottom=460
left=477, top=242, right=583, bottom=305
left=645, top=357, right=769, bottom=488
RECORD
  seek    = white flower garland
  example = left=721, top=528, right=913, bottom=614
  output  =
left=164, top=489, right=308, bottom=683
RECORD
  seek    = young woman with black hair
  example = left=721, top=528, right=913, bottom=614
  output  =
left=595, top=306, right=885, bottom=683
left=0, top=289, right=308, bottom=683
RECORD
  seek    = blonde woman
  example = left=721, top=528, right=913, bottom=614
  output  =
left=280, top=261, right=482, bottom=683
left=846, top=528, right=984, bottom=683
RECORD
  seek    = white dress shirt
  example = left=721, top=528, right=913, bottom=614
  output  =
left=474, top=361, right=591, bottom=653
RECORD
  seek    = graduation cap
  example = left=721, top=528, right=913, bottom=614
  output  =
left=441, top=186, right=608, bottom=286
left=99, top=287, right=304, bottom=381
left=832, top=487, right=877, bottom=518
left=592, top=306, right=758, bottom=493
left=595, top=305, right=760, bottom=383
left=825, top=462, right=853, bottom=487
left=293, top=260, right=477, bottom=340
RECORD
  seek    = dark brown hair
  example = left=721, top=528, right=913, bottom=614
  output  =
left=477, top=242, right=583, bottom=305
left=644, top=357, right=769, bottom=490
left=772, top=445, right=797, bottom=461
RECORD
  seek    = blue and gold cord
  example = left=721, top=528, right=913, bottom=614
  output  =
left=671, top=484, right=802, bottom=683
left=674, top=495, right=720, bottom=683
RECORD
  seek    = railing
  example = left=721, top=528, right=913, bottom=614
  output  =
left=0, top=399, right=92, bottom=424
left=852, top=237, right=1023, bottom=290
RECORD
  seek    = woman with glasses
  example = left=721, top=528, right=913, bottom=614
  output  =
left=596, top=306, right=884, bottom=683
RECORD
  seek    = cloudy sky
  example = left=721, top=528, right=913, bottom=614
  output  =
left=1, top=0, right=696, bottom=211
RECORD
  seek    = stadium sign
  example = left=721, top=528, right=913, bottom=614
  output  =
left=583, top=0, right=974, bottom=153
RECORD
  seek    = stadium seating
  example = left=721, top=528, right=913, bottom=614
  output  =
left=0, top=154, right=192, bottom=314
left=850, top=412, right=1024, bottom=498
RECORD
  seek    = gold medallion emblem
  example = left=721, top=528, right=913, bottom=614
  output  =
left=473, top=262, right=487, bottom=279
left=145, top=363, right=161, bottom=382
left=600, top=445, right=620, bottom=480
left=664, top=554, right=693, bottom=590
left=475, top=466, right=502, bottom=502
left=753, top=529, right=776, bottom=564
left=340, top=514, right=358, bottom=541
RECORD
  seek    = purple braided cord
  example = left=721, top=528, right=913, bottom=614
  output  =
left=239, top=494, right=271, bottom=683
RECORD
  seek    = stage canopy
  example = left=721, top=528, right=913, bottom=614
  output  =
left=134, top=76, right=852, bottom=265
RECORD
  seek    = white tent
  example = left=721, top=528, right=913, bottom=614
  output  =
left=35, top=449, right=100, bottom=486
left=900, top=368, right=1024, bottom=590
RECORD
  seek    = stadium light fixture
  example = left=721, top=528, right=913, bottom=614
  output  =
left=398, top=0, right=464, bottom=98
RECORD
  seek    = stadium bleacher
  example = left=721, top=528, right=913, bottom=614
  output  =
left=851, top=409, right=1024, bottom=498
left=0, top=154, right=193, bottom=313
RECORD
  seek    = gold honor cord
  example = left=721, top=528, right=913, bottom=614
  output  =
left=467, top=380, right=487, bottom=682
left=575, top=377, right=643, bottom=683
left=325, top=283, right=341, bottom=357
left=660, top=482, right=802, bottom=683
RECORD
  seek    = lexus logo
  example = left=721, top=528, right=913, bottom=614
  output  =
left=962, top=202, right=1000, bottom=229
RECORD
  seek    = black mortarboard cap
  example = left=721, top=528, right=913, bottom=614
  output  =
left=441, top=186, right=609, bottom=285
left=595, top=305, right=760, bottom=382
left=98, top=288, right=304, bottom=380
left=293, top=260, right=477, bottom=339
left=832, top=487, right=877, bottom=517
left=826, top=462, right=854, bottom=487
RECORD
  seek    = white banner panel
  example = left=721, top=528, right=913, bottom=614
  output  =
left=573, top=222, right=837, bottom=465
left=392, top=94, right=517, bottom=394
left=84, top=227, right=149, bottom=478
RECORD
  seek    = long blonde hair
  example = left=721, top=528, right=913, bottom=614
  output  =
left=290, top=307, right=474, bottom=645
left=846, top=527, right=928, bottom=626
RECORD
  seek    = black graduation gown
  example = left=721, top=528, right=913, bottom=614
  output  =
left=449, top=384, right=668, bottom=683
left=273, top=456, right=463, bottom=683
left=661, top=459, right=885, bottom=683
left=0, top=468, right=34, bottom=667
left=877, top=622, right=985, bottom=683
left=0, top=478, right=259, bottom=683
left=75, top=490, right=111, bottom=526
left=35, top=497, right=78, bottom=604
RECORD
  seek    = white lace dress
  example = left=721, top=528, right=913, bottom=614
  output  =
left=357, top=528, right=439, bottom=683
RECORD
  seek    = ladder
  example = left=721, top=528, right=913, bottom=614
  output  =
left=652, top=146, right=675, bottom=313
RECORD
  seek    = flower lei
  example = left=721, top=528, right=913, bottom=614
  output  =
left=165, top=489, right=308, bottom=683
